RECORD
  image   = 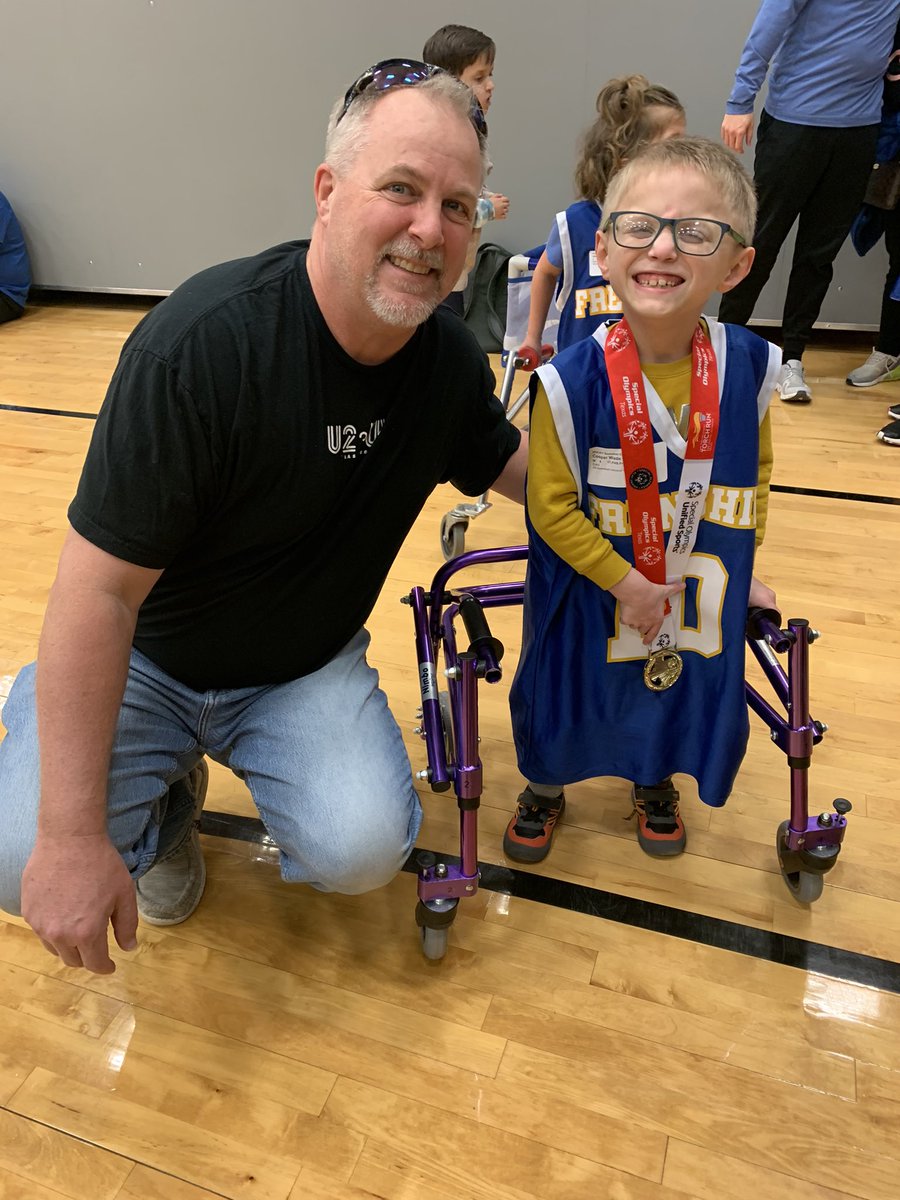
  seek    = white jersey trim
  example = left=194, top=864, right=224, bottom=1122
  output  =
left=759, top=340, right=781, bottom=423
left=536, top=360, right=583, bottom=507
left=554, top=210, right=574, bottom=314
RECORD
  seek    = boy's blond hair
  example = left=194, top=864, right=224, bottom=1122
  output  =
left=603, top=136, right=757, bottom=246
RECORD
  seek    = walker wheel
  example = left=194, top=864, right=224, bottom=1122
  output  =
left=440, top=514, right=468, bottom=561
left=420, top=925, right=449, bottom=960
left=776, top=819, right=825, bottom=905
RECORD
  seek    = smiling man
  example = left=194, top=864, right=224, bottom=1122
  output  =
left=0, top=62, right=527, bottom=975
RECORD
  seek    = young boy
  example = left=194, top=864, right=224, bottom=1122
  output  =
left=505, top=136, right=781, bottom=863
left=422, top=23, right=510, bottom=314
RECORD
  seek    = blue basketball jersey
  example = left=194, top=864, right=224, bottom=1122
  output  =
left=510, top=320, right=781, bottom=806
left=552, top=200, right=621, bottom=349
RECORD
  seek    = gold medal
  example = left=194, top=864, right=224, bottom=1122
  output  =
left=643, top=648, right=683, bottom=692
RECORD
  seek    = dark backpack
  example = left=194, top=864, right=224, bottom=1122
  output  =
left=462, top=241, right=513, bottom=352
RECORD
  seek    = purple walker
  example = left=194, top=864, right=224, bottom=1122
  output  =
left=404, top=546, right=851, bottom=959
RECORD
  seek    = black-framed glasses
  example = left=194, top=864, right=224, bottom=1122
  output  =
left=602, top=211, right=748, bottom=256
left=335, top=58, right=488, bottom=138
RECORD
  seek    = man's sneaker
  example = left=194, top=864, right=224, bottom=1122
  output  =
left=631, top=779, right=686, bottom=857
left=503, top=787, right=565, bottom=863
left=136, top=760, right=209, bottom=926
left=777, top=359, right=812, bottom=403
left=877, top=418, right=900, bottom=446
left=846, top=349, right=900, bottom=388
left=887, top=402, right=900, bottom=420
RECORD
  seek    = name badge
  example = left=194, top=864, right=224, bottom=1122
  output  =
left=588, top=442, right=668, bottom=488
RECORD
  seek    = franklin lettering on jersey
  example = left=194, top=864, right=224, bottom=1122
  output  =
left=510, top=317, right=781, bottom=807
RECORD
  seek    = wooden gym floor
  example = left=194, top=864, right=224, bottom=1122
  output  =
left=0, top=300, right=899, bottom=1199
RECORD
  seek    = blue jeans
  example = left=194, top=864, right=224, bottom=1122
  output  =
left=0, top=630, right=421, bottom=915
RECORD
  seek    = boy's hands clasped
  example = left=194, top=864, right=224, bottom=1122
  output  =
left=610, top=570, right=777, bottom=645
left=609, top=569, right=685, bottom=645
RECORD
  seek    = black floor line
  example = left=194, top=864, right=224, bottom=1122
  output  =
left=770, top=483, right=900, bottom=506
left=199, top=809, right=900, bottom=995
left=0, top=403, right=99, bottom=419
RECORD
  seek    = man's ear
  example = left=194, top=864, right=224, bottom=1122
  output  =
left=595, top=228, right=610, bottom=277
left=314, top=163, right=337, bottom=223
left=719, top=245, right=755, bottom=293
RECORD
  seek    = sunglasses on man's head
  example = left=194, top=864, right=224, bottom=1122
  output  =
left=336, top=58, right=488, bottom=138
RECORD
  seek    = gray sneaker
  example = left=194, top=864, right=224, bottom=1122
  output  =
left=778, top=359, right=812, bottom=403
left=847, top=349, right=900, bottom=388
left=136, top=760, right=209, bottom=926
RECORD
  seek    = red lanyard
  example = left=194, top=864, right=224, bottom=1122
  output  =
left=604, top=319, right=720, bottom=584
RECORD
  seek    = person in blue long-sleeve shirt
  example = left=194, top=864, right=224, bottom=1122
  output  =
left=718, top=0, right=900, bottom=403
left=0, top=191, right=30, bottom=325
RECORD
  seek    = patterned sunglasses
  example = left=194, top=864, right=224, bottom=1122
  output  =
left=336, top=58, right=487, bottom=138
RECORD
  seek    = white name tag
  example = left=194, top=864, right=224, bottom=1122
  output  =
left=588, top=250, right=602, bottom=277
left=588, top=442, right=669, bottom=488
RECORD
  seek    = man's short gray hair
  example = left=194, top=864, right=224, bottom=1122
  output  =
left=324, top=71, right=489, bottom=180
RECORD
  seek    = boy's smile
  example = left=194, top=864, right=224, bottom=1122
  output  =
left=596, top=165, right=754, bottom=358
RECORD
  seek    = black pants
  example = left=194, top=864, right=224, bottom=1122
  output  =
left=0, top=292, right=24, bottom=325
left=877, top=203, right=900, bottom=355
left=718, top=111, right=879, bottom=362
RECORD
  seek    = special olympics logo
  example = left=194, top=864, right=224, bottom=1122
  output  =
left=623, top=420, right=648, bottom=445
left=630, top=468, right=653, bottom=490
left=639, top=546, right=662, bottom=566
left=685, top=481, right=703, bottom=497
left=657, top=633, right=671, bottom=648
left=609, top=324, right=631, bottom=350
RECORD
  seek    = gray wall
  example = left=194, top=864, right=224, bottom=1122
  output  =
left=0, top=0, right=885, bottom=326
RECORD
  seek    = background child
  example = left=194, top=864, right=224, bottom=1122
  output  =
left=520, top=75, right=684, bottom=357
left=505, top=137, right=782, bottom=865
left=422, top=23, right=510, bottom=315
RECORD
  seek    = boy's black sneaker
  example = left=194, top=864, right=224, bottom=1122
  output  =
left=503, top=787, right=565, bottom=863
left=877, top=418, right=900, bottom=446
left=887, top=402, right=900, bottom=421
left=630, top=779, right=686, bottom=856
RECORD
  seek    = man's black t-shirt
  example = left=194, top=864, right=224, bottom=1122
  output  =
left=69, top=241, right=519, bottom=689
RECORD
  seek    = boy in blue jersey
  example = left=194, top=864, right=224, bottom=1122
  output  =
left=505, top=136, right=782, bottom=863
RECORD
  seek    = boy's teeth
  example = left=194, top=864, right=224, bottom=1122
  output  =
left=636, top=274, right=680, bottom=288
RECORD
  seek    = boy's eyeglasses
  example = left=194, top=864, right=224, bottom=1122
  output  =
left=336, top=58, right=488, bottom=138
left=602, top=211, right=748, bottom=256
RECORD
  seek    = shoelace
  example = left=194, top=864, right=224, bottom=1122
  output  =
left=631, top=795, right=680, bottom=831
left=514, top=803, right=559, bottom=837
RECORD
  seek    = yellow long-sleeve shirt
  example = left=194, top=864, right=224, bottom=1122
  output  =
left=528, top=352, right=773, bottom=590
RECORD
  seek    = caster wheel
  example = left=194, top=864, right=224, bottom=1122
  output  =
left=776, top=820, right=824, bottom=905
left=439, top=691, right=455, bottom=763
left=440, top=514, right=468, bottom=561
left=421, top=925, right=449, bottom=960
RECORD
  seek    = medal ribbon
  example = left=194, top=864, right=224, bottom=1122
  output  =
left=605, top=318, right=720, bottom=648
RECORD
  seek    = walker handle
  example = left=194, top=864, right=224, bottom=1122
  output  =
left=746, top=606, right=791, bottom=653
left=458, top=593, right=504, bottom=681
left=515, top=344, right=554, bottom=372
